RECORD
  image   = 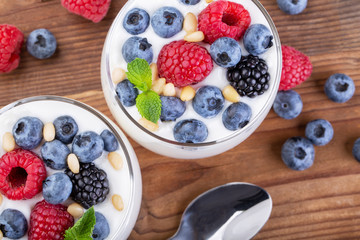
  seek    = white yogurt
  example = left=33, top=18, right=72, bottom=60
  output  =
left=101, top=0, right=281, bottom=159
left=0, top=96, right=142, bottom=240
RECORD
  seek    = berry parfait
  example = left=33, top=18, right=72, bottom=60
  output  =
left=0, top=96, right=141, bottom=239
left=101, top=0, right=281, bottom=159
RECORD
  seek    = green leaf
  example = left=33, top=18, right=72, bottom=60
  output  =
left=64, top=206, right=96, bottom=240
left=126, top=58, right=152, bottom=92
left=136, top=90, right=162, bottom=123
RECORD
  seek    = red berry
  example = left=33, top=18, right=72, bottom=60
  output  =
left=198, top=0, right=251, bottom=44
left=0, top=149, right=47, bottom=200
left=28, top=200, right=74, bottom=240
left=157, top=40, right=213, bottom=87
left=279, top=45, right=313, bottom=91
left=0, top=24, right=24, bottom=73
left=61, top=0, right=111, bottom=23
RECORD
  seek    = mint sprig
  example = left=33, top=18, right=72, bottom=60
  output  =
left=126, top=58, right=162, bottom=124
left=64, top=206, right=96, bottom=240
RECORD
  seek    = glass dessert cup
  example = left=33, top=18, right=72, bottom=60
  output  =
left=101, top=0, right=282, bottom=159
left=0, top=95, right=142, bottom=239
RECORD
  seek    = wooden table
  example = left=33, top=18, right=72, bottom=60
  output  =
left=1, top=0, right=360, bottom=239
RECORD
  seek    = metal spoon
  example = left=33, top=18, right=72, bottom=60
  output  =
left=169, top=182, right=272, bottom=240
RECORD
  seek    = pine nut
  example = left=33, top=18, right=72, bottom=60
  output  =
left=139, top=117, right=159, bottom=132
left=2, top=132, right=15, bottom=152
left=184, top=31, right=204, bottom=42
left=67, top=153, right=80, bottom=174
left=163, top=83, right=176, bottom=97
left=183, top=12, right=197, bottom=33
left=67, top=203, right=84, bottom=219
left=112, top=68, right=126, bottom=84
left=112, top=194, right=124, bottom=211
left=205, top=0, right=213, bottom=3
left=108, top=152, right=123, bottom=170
left=222, top=85, right=241, bottom=103
left=0, top=229, right=3, bottom=239
left=150, top=63, right=159, bottom=81
left=152, top=78, right=166, bottom=95
left=0, top=193, right=3, bottom=206
left=180, top=86, right=196, bottom=101
left=43, top=123, right=56, bottom=142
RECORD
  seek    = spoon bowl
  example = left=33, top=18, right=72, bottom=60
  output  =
left=169, top=182, right=272, bottom=240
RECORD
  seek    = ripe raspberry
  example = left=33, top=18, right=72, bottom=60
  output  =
left=157, top=40, right=213, bottom=87
left=61, top=0, right=111, bottom=23
left=279, top=45, right=312, bottom=91
left=0, top=149, right=47, bottom=200
left=28, top=200, right=74, bottom=240
left=0, top=24, right=24, bottom=73
left=198, top=0, right=251, bottom=44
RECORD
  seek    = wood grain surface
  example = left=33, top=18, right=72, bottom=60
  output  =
left=1, top=0, right=360, bottom=239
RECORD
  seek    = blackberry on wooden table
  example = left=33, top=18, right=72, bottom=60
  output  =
left=227, top=55, right=270, bottom=98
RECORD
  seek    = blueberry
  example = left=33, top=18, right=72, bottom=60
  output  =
left=100, top=129, right=119, bottom=152
left=305, top=119, right=334, bottom=146
left=173, top=119, right=208, bottom=143
left=222, top=102, right=252, bottom=131
left=281, top=136, right=315, bottom=171
left=324, top=73, right=355, bottom=103
left=72, top=131, right=104, bottom=163
left=42, top=172, right=72, bottom=204
left=116, top=79, right=139, bottom=107
left=92, top=212, right=110, bottom=240
left=243, top=24, right=273, bottom=55
left=0, top=209, right=28, bottom=239
left=277, top=0, right=308, bottom=15
left=160, top=96, right=186, bottom=121
left=123, top=8, right=150, bottom=35
left=352, top=138, right=360, bottom=162
left=26, top=28, right=57, bottom=59
left=122, top=37, right=153, bottom=64
left=179, top=0, right=200, bottom=5
left=53, top=115, right=79, bottom=144
left=151, top=7, right=184, bottom=38
left=273, top=90, right=303, bottom=119
left=12, top=116, right=43, bottom=150
left=210, top=37, right=242, bottom=68
left=41, top=139, right=71, bottom=169
left=192, top=86, right=225, bottom=118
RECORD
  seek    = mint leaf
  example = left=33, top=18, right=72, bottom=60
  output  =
left=136, top=90, right=162, bottom=123
left=64, top=206, right=96, bottom=240
left=126, top=58, right=152, bottom=92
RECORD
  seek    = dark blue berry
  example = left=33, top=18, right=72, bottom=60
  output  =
left=324, top=73, right=355, bottom=103
left=222, top=102, right=252, bottom=131
left=0, top=209, right=28, bottom=239
left=160, top=96, right=186, bottom=121
left=116, top=79, right=139, bottom=107
left=192, top=86, right=225, bottom=118
left=53, top=115, right=79, bottom=144
left=100, top=129, right=119, bottom=152
left=244, top=24, right=273, bottom=55
left=277, top=0, right=308, bottom=15
left=281, top=136, right=314, bottom=171
left=42, top=172, right=72, bottom=205
left=93, top=212, right=110, bottom=240
left=122, top=37, right=153, bottom=64
left=173, top=119, right=208, bottom=143
left=179, top=0, right=200, bottom=5
left=352, top=138, right=360, bottom=162
left=72, top=131, right=104, bottom=163
left=305, top=119, right=333, bottom=146
left=12, top=116, right=43, bottom=150
left=26, top=28, right=57, bottom=59
left=273, top=90, right=303, bottom=119
left=210, top=37, right=242, bottom=68
left=41, top=139, right=71, bottom=170
left=151, top=7, right=184, bottom=38
left=123, top=8, right=150, bottom=35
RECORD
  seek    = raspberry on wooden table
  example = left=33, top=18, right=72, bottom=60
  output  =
left=0, top=24, right=24, bottom=73
left=61, top=0, right=111, bottom=23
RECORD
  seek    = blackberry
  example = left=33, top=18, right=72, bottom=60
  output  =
left=227, top=55, right=270, bottom=98
left=65, top=163, right=109, bottom=209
